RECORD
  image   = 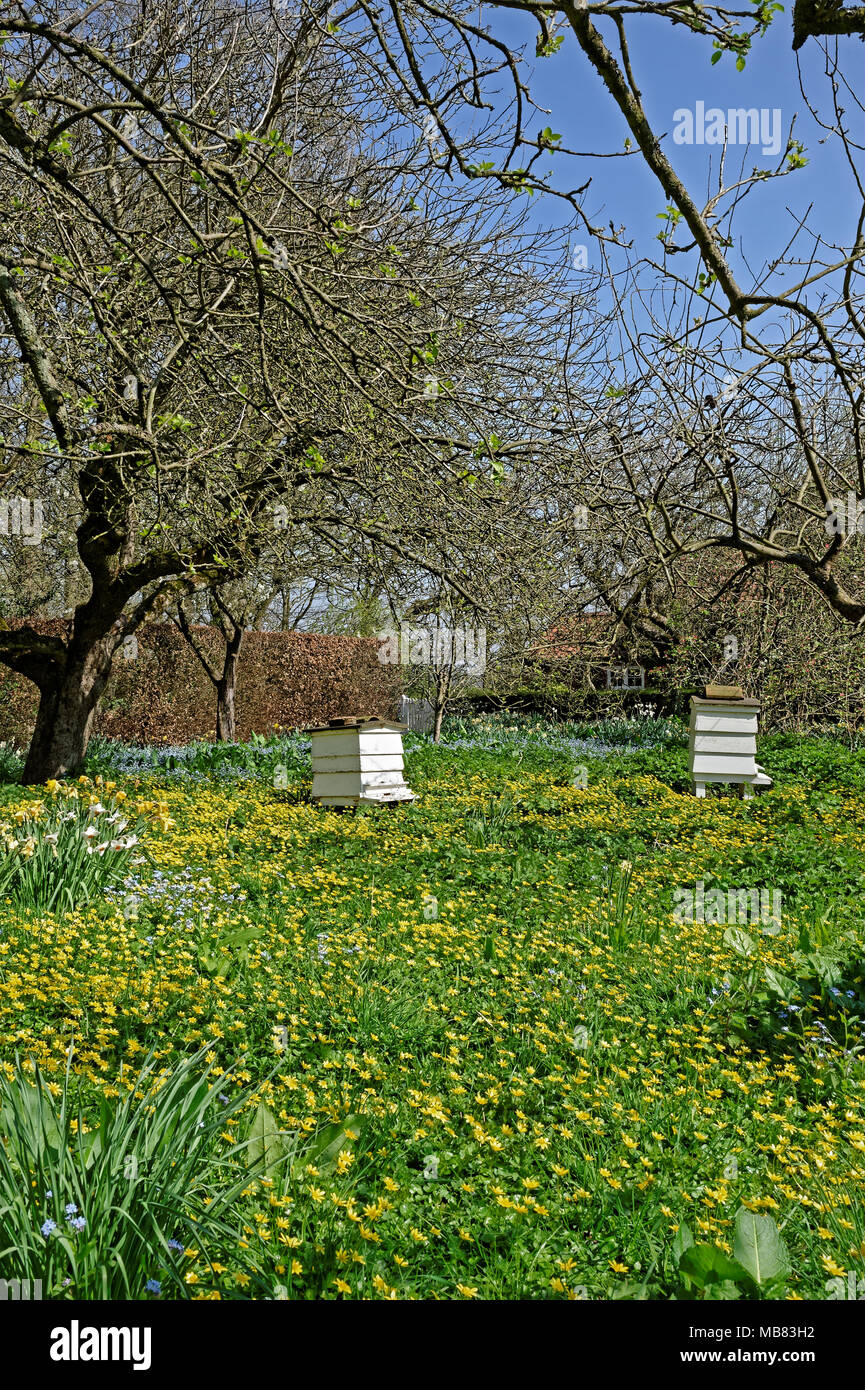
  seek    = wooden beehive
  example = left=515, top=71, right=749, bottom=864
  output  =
left=688, top=692, right=770, bottom=798
left=306, top=716, right=416, bottom=807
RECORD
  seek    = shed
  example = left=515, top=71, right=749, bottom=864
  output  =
left=306, top=716, right=416, bottom=806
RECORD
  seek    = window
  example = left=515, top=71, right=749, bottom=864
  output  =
left=605, top=665, right=645, bottom=689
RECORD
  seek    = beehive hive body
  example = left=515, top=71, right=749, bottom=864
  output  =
left=307, top=719, right=416, bottom=806
left=688, top=697, right=763, bottom=797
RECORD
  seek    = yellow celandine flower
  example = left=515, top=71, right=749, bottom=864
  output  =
left=332, top=1278, right=351, bottom=1294
left=456, top=1284, right=478, bottom=1298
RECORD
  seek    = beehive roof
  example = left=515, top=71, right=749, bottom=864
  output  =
left=304, top=716, right=408, bottom=733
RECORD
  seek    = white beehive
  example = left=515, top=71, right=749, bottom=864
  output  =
left=688, top=693, right=771, bottom=798
left=307, top=716, right=416, bottom=807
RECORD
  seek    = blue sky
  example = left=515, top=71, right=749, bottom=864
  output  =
left=484, top=7, right=859, bottom=285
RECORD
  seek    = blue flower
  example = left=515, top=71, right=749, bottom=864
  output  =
left=65, top=1202, right=78, bottom=1216
left=41, top=1219, right=57, bottom=1237
left=830, top=987, right=841, bottom=997
left=167, top=1238, right=185, bottom=1253
left=145, top=1279, right=161, bottom=1294
left=68, top=1215, right=86, bottom=1232
left=45, top=1189, right=52, bottom=1198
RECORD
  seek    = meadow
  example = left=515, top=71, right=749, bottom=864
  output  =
left=0, top=715, right=864, bottom=1301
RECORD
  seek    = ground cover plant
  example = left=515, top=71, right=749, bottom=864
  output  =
left=0, top=716, right=863, bottom=1300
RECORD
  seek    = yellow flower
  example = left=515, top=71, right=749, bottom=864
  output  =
left=332, top=1277, right=351, bottom=1294
left=456, top=1284, right=478, bottom=1298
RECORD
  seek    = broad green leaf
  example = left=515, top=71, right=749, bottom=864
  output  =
left=704, top=1279, right=743, bottom=1300
left=672, top=1223, right=695, bottom=1264
left=732, top=1207, right=790, bottom=1287
left=679, top=1242, right=749, bottom=1289
left=724, top=925, right=755, bottom=956
left=763, top=966, right=794, bottom=997
left=300, top=1114, right=365, bottom=1176
left=247, top=1102, right=292, bottom=1176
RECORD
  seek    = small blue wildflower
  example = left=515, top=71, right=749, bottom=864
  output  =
left=167, top=1238, right=185, bottom=1252
left=41, top=1219, right=57, bottom=1237
left=830, top=987, right=841, bottom=997
left=145, top=1279, right=161, bottom=1294
left=68, top=1216, right=86, bottom=1232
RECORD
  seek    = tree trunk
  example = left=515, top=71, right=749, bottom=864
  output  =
left=214, top=629, right=243, bottom=742
left=215, top=670, right=237, bottom=742
left=432, top=702, right=445, bottom=743
left=21, top=633, right=115, bottom=783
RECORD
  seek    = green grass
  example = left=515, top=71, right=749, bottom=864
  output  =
left=0, top=716, right=864, bottom=1300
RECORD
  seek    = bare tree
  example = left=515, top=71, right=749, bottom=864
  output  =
left=0, top=0, right=599, bottom=779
